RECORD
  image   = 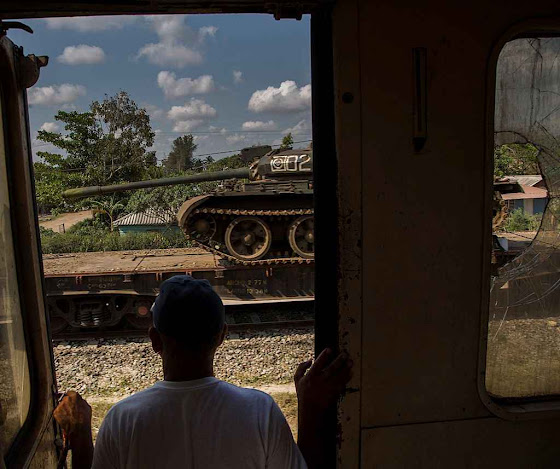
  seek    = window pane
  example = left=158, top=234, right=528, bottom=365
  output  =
left=487, top=38, right=560, bottom=399
left=0, top=91, right=31, bottom=453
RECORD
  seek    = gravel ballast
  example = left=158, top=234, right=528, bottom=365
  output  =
left=54, top=328, right=314, bottom=398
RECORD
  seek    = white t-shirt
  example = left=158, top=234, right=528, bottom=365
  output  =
left=92, top=377, right=307, bottom=469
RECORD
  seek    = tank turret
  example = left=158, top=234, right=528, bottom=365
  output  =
left=63, top=146, right=314, bottom=264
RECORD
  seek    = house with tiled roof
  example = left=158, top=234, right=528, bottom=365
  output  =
left=501, top=175, right=548, bottom=215
left=113, top=211, right=180, bottom=235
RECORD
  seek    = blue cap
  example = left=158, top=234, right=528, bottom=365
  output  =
left=152, top=275, right=225, bottom=344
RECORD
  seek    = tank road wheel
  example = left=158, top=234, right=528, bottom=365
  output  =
left=225, top=216, right=272, bottom=261
left=186, top=213, right=217, bottom=242
left=288, top=215, right=314, bottom=259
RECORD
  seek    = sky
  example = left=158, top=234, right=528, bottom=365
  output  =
left=7, top=14, right=311, bottom=162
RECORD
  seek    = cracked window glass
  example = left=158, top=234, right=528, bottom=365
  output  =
left=487, top=37, right=560, bottom=400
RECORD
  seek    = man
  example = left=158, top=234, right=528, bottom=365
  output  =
left=54, top=275, right=351, bottom=468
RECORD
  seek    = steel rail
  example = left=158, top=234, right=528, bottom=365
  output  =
left=52, top=319, right=314, bottom=342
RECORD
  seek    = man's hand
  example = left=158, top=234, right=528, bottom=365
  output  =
left=294, top=348, right=353, bottom=414
left=54, top=391, right=92, bottom=442
left=53, top=391, right=94, bottom=469
left=294, top=349, right=352, bottom=469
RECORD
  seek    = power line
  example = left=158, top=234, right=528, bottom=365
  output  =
left=153, top=130, right=310, bottom=135
left=37, top=139, right=312, bottom=173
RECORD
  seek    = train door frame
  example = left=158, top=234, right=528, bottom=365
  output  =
left=0, top=3, right=342, bottom=466
left=0, top=35, right=58, bottom=466
left=310, top=9, right=340, bottom=464
left=479, top=17, right=560, bottom=420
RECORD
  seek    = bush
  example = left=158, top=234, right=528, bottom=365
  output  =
left=39, top=226, right=56, bottom=237
left=40, top=229, right=191, bottom=254
left=504, top=208, right=542, bottom=232
left=67, top=213, right=110, bottom=234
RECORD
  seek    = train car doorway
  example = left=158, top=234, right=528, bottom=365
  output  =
left=0, top=6, right=341, bottom=466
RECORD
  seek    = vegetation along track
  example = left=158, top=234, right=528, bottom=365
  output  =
left=51, top=300, right=315, bottom=341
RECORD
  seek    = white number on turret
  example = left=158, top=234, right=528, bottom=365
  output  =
left=270, top=154, right=312, bottom=172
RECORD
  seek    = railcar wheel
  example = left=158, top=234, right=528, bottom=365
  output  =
left=225, top=216, right=272, bottom=261
left=126, top=302, right=153, bottom=330
left=126, top=314, right=152, bottom=330
left=288, top=216, right=314, bottom=259
left=49, top=316, right=69, bottom=334
left=185, top=213, right=217, bottom=242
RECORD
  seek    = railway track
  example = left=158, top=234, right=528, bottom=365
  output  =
left=51, top=300, right=314, bottom=341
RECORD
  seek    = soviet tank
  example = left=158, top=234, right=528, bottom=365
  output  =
left=63, top=145, right=314, bottom=265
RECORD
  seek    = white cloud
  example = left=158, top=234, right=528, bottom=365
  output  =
left=283, top=119, right=311, bottom=135
left=226, top=134, right=249, bottom=144
left=199, top=26, right=218, bottom=38
left=193, top=135, right=209, bottom=142
left=28, top=84, right=86, bottom=106
left=209, top=126, right=227, bottom=134
left=44, top=16, right=136, bottom=32
left=58, top=45, right=106, bottom=65
left=137, top=43, right=202, bottom=67
left=157, top=71, right=214, bottom=99
left=233, top=70, right=243, bottom=84
left=242, top=120, right=277, bottom=131
left=39, top=122, right=60, bottom=132
left=248, top=80, right=311, bottom=113
left=137, top=16, right=217, bottom=68
left=172, top=120, right=205, bottom=132
left=167, top=98, right=217, bottom=121
left=147, top=16, right=187, bottom=42
left=143, top=104, right=164, bottom=119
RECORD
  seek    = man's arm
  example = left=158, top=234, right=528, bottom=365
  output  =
left=295, top=349, right=353, bottom=469
left=53, top=391, right=94, bottom=469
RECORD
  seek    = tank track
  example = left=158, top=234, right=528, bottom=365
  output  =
left=184, top=207, right=314, bottom=266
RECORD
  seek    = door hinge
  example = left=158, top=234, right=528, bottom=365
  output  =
left=19, top=53, right=49, bottom=89
left=0, top=20, right=33, bottom=36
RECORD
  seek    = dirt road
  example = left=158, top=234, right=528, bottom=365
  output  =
left=40, top=210, right=94, bottom=232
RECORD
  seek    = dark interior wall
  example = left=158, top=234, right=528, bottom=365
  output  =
left=333, top=0, right=560, bottom=466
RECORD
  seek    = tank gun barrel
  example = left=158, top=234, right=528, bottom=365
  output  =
left=62, top=167, right=251, bottom=199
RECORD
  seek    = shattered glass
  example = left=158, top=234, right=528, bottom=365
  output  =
left=487, top=38, right=560, bottom=399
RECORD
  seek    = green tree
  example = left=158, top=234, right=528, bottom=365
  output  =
left=34, top=92, right=157, bottom=214
left=125, top=154, right=247, bottom=223
left=163, top=135, right=198, bottom=172
left=494, top=143, right=539, bottom=177
left=90, top=197, right=125, bottom=232
left=279, top=133, right=294, bottom=150
left=504, top=208, right=542, bottom=232
left=126, top=184, right=203, bottom=225
left=33, top=160, right=84, bottom=214
left=90, top=91, right=157, bottom=184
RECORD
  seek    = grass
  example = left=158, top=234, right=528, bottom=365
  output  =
left=270, top=392, right=298, bottom=438
left=88, top=391, right=299, bottom=443
left=90, top=399, right=115, bottom=442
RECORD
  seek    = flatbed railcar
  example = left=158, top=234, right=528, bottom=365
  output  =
left=42, top=250, right=314, bottom=332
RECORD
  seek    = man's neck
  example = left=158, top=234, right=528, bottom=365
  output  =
left=162, top=355, right=214, bottom=382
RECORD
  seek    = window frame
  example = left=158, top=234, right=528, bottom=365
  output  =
left=0, top=39, right=59, bottom=466
left=479, top=17, right=560, bottom=420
